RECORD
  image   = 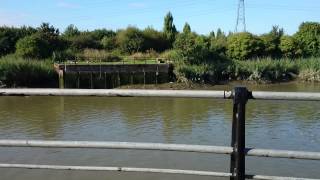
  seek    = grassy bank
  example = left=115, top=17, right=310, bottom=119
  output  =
left=174, top=57, right=320, bottom=84
left=0, top=55, right=319, bottom=88
left=0, top=55, right=57, bottom=87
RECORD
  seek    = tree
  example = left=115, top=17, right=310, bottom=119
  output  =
left=16, top=34, right=50, bottom=59
left=260, top=26, right=284, bottom=57
left=216, top=28, right=224, bottom=38
left=209, top=31, right=215, bottom=38
left=227, top=32, right=264, bottom=60
left=163, top=12, right=177, bottom=47
left=89, top=29, right=116, bottom=41
left=116, top=26, right=144, bottom=54
left=294, top=22, right=320, bottom=57
left=69, top=33, right=100, bottom=50
left=174, top=32, right=210, bottom=64
left=63, top=24, right=80, bottom=38
left=142, top=27, right=169, bottom=52
left=210, top=29, right=227, bottom=56
left=38, top=23, right=59, bottom=36
left=183, top=23, right=191, bottom=34
left=101, top=36, right=117, bottom=50
left=279, top=35, right=302, bottom=58
left=0, top=26, right=36, bottom=56
left=37, top=23, right=66, bottom=52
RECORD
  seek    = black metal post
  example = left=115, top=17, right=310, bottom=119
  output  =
left=230, top=87, right=250, bottom=180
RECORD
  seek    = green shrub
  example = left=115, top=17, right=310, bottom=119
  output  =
left=280, top=35, right=302, bottom=58
left=116, top=26, right=144, bottom=54
left=0, top=26, right=36, bottom=56
left=227, top=32, right=264, bottom=60
left=142, top=27, right=169, bottom=52
left=101, top=36, right=117, bottom=50
left=174, top=32, right=210, bottom=64
left=69, top=33, right=101, bottom=50
left=16, top=34, right=50, bottom=59
left=294, top=22, right=320, bottom=57
left=160, top=49, right=182, bottom=62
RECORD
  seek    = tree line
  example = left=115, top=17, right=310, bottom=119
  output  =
left=0, top=12, right=319, bottom=62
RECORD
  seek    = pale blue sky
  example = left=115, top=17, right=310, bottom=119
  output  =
left=1, top=0, right=319, bottom=35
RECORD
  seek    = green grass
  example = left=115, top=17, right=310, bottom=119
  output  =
left=174, top=57, right=320, bottom=83
left=0, top=55, right=57, bottom=87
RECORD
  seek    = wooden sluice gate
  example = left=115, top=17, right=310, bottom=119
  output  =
left=54, top=63, right=173, bottom=89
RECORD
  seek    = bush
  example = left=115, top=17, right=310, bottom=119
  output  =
left=52, top=49, right=77, bottom=62
left=16, top=34, right=50, bottom=59
left=0, top=26, right=36, bottom=56
left=69, top=33, right=101, bottom=50
left=63, top=24, right=80, bottom=38
left=227, top=32, right=264, bottom=60
left=279, top=35, right=302, bottom=58
left=259, top=26, right=283, bottom=58
left=89, top=29, right=116, bottom=41
left=142, top=27, right=169, bottom=52
left=159, top=49, right=181, bottom=62
left=101, top=36, right=117, bottom=50
left=116, top=27, right=145, bottom=54
left=294, top=22, right=320, bottom=57
left=174, top=32, right=210, bottom=64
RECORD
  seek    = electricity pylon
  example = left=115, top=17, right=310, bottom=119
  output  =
left=235, top=0, right=246, bottom=32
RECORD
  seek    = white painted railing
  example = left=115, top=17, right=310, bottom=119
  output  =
left=1, top=88, right=320, bottom=101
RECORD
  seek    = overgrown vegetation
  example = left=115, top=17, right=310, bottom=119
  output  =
left=0, top=12, right=320, bottom=87
left=0, top=55, right=57, bottom=87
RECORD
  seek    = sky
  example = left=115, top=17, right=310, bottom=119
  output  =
left=0, top=0, right=319, bottom=35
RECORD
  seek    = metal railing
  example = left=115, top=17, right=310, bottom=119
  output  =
left=0, top=87, right=320, bottom=180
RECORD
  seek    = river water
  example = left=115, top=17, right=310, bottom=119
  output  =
left=0, top=82, right=319, bottom=180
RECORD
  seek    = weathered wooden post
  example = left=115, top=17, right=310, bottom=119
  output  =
left=143, top=68, right=146, bottom=88
left=58, top=70, right=64, bottom=89
left=117, top=71, right=121, bottom=87
left=77, top=72, right=80, bottom=89
left=155, top=65, right=159, bottom=85
left=90, top=72, right=93, bottom=89
left=230, top=87, right=251, bottom=180
left=104, top=72, right=107, bottom=89
left=131, top=72, right=134, bottom=85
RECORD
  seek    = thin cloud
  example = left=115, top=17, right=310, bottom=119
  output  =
left=0, top=10, right=30, bottom=26
left=57, top=1, right=80, bottom=9
left=128, top=2, right=147, bottom=9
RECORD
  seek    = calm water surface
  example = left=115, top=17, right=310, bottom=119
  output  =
left=0, top=82, right=319, bottom=180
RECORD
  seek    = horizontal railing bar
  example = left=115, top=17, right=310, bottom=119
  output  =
left=252, top=91, right=320, bottom=101
left=246, top=148, right=320, bottom=160
left=0, top=89, right=232, bottom=99
left=246, top=174, right=319, bottom=180
left=0, top=163, right=232, bottom=177
left=0, top=140, right=233, bottom=154
left=0, top=163, right=318, bottom=180
left=0, top=140, right=320, bottom=160
left=1, top=89, right=320, bottom=101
